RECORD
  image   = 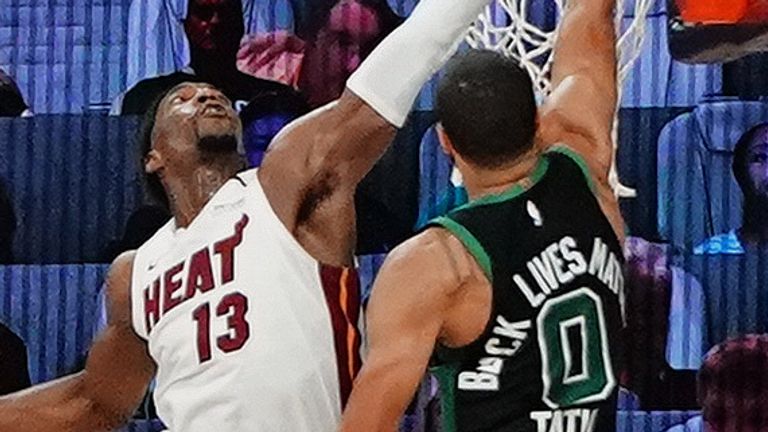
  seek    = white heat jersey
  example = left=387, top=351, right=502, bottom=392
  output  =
left=130, top=169, right=361, bottom=432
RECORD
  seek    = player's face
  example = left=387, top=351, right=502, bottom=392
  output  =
left=152, top=83, right=242, bottom=167
left=746, top=134, right=768, bottom=203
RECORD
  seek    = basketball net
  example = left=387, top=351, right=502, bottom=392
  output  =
left=465, top=0, right=654, bottom=198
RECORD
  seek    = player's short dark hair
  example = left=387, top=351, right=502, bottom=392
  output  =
left=436, top=50, right=537, bottom=169
left=733, top=123, right=768, bottom=195
left=139, top=91, right=170, bottom=209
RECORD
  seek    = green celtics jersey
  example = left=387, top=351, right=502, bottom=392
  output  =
left=428, top=148, right=624, bottom=432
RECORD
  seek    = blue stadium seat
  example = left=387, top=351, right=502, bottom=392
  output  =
left=619, top=4, right=722, bottom=109
left=127, top=419, right=166, bottom=432
left=616, top=411, right=701, bottom=432
left=0, top=115, right=144, bottom=264
left=657, top=100, right=768, bottom=247
left=416, top=125, right=453, bottom=226
left=0, top=264, right=107, bottom=384
left=683, top=252, right=768, bottom=351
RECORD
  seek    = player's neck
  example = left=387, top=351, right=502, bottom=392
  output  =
left=460, top=150, right=540, bottom=202
left=167, top=158, right=243, bottom=229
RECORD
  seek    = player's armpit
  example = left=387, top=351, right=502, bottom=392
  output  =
left=258, top=90, right=396, bottom=226
left=339, top=231, right=462, bottom=432
left=0, top=252, right=156, bottom=432
left=262, top=88, right=396, bottom=191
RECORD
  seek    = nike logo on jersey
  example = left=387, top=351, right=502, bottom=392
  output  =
left=527, top=200, right=543, bottom=227
left=512, top=237, right=624, bottom=309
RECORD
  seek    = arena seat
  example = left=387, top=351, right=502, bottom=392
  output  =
left=357, top=254, right=387, bottom=301
left=416, top=125, right=453, bottom=226
left=657, top=100, right=768, bottom=247
left=619, top=1, right=722, bottom=108
left=683, top=252, right=768, bottom=352
left=617, top=411, right=701, bottom=432
left=0, top=264, right=107, bottom=384
left=0, top=115, right=144, bottom=264
left=126, top=420, right=166, bottom=432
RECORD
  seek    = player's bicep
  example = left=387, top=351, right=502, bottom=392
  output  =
left=341, top=239, right=453, bottom=432
left=82, top=253, right=155, bottom=422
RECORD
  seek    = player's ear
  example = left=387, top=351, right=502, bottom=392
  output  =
left=436, top=124, right=456, bottom=159
left=144, top=149, right=163, bottom=174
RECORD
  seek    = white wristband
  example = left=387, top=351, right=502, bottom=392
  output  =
left=347, top=0, right=490, bottom=127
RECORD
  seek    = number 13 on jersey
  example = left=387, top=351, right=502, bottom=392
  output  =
left=192, top=292, right=251, bottom=363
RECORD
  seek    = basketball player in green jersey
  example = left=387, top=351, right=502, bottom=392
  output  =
left=339, top=0, right=625, bottom=430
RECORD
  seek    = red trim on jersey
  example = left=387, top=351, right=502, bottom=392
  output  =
left=319, top=264, right=363, bottom=409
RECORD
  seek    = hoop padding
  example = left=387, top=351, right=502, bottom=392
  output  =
left=465, top=0, right=654, bottom=198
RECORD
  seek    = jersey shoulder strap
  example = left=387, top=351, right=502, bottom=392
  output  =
left=426, top=216, right=493, bottom=283
left=544, top=144, right=598, bottom=194
left=422, top=145, right=597, bottom=285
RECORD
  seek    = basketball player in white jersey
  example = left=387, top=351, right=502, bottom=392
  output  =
left=0, top=0, right=494, bottom=431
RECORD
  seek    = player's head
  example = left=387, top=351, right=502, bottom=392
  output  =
left=734, top=123, right=768, bottom=208
left=699, top=334, right=768, bottom=432
left=141, top=82, right=243, bottom=206
left=239, top=90, right=309, bottom=168
left=184, top=0, right=244, bottom=63
left=436, top=50, right=537, bottom=170
left=298, top=0, right=402, bottom=107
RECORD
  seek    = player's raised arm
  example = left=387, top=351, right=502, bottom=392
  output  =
left=259, top=0, right=492, bottom=261
left=539, top=0, right=618, bottom=186
left=0, top=253, right=155, bottom=432
left=339, top=230, right=471, bottom=432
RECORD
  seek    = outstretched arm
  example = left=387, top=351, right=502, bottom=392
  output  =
left=0, top=252, right=155, bottom=432
left=259, top=0, right=491, bottom=265
left=539, top=0, right=618, bottom=186
left=340, top=230, right=463, bottom=432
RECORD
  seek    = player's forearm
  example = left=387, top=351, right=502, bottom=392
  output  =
left=340, top=379, right=413, bottom=432
left=0, top=373, right=120, bottom=432
left=552, top=0, right=617, bottom=89
left=347, top=0, right=491, bottom=127
left=563, top=0, right=616, bottom=53
left=565, top=0, right=615, bottom=20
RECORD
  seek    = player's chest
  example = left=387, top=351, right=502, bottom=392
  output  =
left=139, top=211, right=267, bottom=367
left=140, top=209, right=261, bottom=329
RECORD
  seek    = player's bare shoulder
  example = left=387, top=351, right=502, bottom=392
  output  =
left=391, top=227, right=479, bottom=292
left=105, top=251, right=137, bottom=324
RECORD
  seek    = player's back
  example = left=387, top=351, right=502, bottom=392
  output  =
left=130, top=169, right=361, bottom=432
left=428, top=147, right=624, bottom=432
